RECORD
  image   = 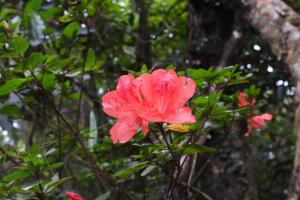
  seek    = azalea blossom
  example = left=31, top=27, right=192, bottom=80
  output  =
left=244, top=113, right=273, bottom=137
left=238, top=92, right=272, bottom=137
left=238, top=92, right=256, bottom=108
left=137, top=69, right=196, bottom=123
left=102, top=69, right=196, bottom=143
left=102, top=74, right=148, bottom=143
left=66, top=192, right=83, bottom=200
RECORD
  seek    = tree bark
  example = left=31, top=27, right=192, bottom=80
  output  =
left=230, top=0, right=300, bottom=199
left=173, top=1, right=255, bottom=200
left=188, top=0, right=239, bottom=68
left=135, top=0, right=152, bottom=67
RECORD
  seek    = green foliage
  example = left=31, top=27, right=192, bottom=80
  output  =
left=179, top=144, right=216, bottom=154
left=0, top=145, right=69, bottom=199
left=0, top=104, right=20, bottom=115
left=0, top=78, right=27, bottom=96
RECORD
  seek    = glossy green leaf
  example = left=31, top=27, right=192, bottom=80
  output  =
left=85, top=48, right=95, bottom=69
left=45, top=162, right=64, bottom=171
left=3, top=171, right=31, bottom=182
left=23, top=0, right=42, bottom=28
left=0, top=78, right=26, bottom=96
left=41, top=7, right=62, bottom=20
left=113, top=161, right=148, bottom=179
left=25, top=53, right=44, bottom=70
left=42, top=72, right=56, bottom=90
left=63, top=22, right=80, bottom=39
left=141, top=165, right=157, bottom=176
left=45, top=177, right=71, bottom=192
left=11, top=36, right=29, bottom=55
left=180, top=144, right=216, bottom=155
left=0, top=104, right=20, bottom=115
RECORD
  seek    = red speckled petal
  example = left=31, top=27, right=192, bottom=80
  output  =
left=110, top=115, right=141, bottom=143
left=172, top=77, right=196, bottom=108
left=102, top=91, right=132, bottom=119
left=251, top=113, right=273, bottom=128
left=164, top=107, right=196, bottom=124
left=66, top=192, right=83, bottom=200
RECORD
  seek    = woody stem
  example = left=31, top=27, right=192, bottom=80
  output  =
left=157, top=123, right=180, bottom=167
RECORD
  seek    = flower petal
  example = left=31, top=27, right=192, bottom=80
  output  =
left=251, top=113, right=272, bottom=128
left=171, top=77, right=196, bottom=108
left=244, top=125, right=254, bottom=138
left=137, top=69, right=196, bottom=123
left=245, top=113, right=272, bottom=137
left=102, top=91, right=133, bottom=119
left=238, top=92, right=249, bottom=108
left=66, top=192, right=83, bottom=200
left=116, top=74, right=141, bottom=104
left=142, top=119, right=149, bottom=135
left=110, top=115, right=141, bottom=143
left=164, top=107, right=196, bottom=123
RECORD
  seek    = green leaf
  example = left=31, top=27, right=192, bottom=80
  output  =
left=63, top=22, right=80, bottom=40
left=45, top=177, right=71, bottom=192
left=95, top=191, right=111, bottom=200
left=141, top=165, right=157, bottom=176
left=48, top=58, right=73, bottom=71
left=0, top=78, right=26, bottom=96
left=192, top=96, right=208, bottom=106
left=85, top=48, right=95, bottom=69
left=208, top=91, right=223, bottom=105
left=40, top=7, right=62, bottom=20
left=30, top=154, right=45, bottom=168
left=226, top=106, right=249, bottom=114
left=23, top=0, right=42, bottom=28
left=187, top=68, right=213, bottom=81
left=45, top=162, right=64, bottom=171
left=25, top=53, right=44, bottom=70
left=3, top=171, right=31, bottom=182
left=11, top=36, right=29, bottom=55
left=113, top=161, right=148, bottom=179
left=180, top=144, right=216, bottom=155
left=65, top=69, right=81, bottom=77
left=42, top=72, right=56, bottom=90
left=139, top=144, right=166, bottom=155
left=141, top=64, right=148, bottom=73
left=69, top=92, right=80, bottom=100
left=24, top=0, right=42, bottom=13
left=0, top=104, right=20, bottom=115
left=22, top=180, right=41, bottom=191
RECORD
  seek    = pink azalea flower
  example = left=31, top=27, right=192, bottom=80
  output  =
left=102, top=69, right=196, bottom=143
left=102, top=74, right=148, bottom=143
left=137, top=69, right=196, bottom=123
left=244, top=113, right=273, bottom=137
left=238, top=92, right=256, bottom=108
left=238, top=92, right=249, bottom=108
left=66, top=192, right=83, bottom=200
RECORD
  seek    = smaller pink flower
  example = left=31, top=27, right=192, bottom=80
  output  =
left=238, top=92, right=256, bottom=108
left=66, top=192, right=83, bottom=200
left=245, top=113, right=273, bottom=137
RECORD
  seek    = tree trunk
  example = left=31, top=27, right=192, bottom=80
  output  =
left=188, top=0, right=238, bottom=68
left=229, top=0, right=300, bottom=199
left=135, top=0, right=152, bottom=67
left=172, top=1, right=256, bottom=199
